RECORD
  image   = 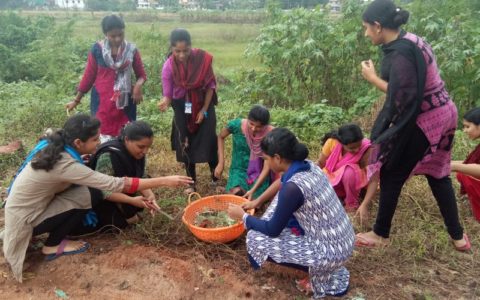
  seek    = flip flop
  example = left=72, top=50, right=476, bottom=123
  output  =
left=453, top=234, right=471, bottom=252
left=44, top=240, right=90, bottom=261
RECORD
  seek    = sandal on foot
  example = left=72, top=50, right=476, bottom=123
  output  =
left=453, top=234, right=471, bottom=252
left=44, top=240, right=90, bottom=261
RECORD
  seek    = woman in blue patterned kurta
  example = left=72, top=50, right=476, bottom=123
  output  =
left=228, top=128, right=355, bottom=299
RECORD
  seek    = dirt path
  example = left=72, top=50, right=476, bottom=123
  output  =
left=0, top=234, right=303, bottom=300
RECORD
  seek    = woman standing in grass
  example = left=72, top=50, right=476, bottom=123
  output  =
left=452, top=107, right=480, bottom=223
left=1, top=114, right=192, bottom=282
left=356, top=0, right=469, bottom=251
left=228, top=128, right=354, bottom=299
left=66, top=15, right=147, bottom=142
left=215, top=105, right=273, bottom=198
left=158, top=28, right=218, bottom=194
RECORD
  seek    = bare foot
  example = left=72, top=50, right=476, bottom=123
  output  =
left=355, top=231, right=389, bottom=248
left=41, top=240, right=88, bottom=255
left=453, top=238, right=467, bottom=248
left=184, top=186, right=196, bottom=195
left=215, top=186, right=226, bottom=194
left=126, top=214, right=141, bottom=225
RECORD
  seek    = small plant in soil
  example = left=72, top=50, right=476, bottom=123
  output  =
left=194, top=208, right=237, bottom=228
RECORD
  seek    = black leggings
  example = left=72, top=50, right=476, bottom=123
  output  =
left=373, top=127, right=463, bottom=240
left=185, top=160, right=218, bottom=183
left=32, top=209, right=87, bottom=246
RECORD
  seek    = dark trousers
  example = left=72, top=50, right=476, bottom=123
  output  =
left=373, top=127, right=463, bottom=240
left=185, top=159, right=218, bottom=183
left=33, top=209, right=87, bottom=246
left=70, top=188, right=143, bottom=236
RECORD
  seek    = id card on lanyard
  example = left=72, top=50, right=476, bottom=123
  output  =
left=185, top=101, right=192, bottom=114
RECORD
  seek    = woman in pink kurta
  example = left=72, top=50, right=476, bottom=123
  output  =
left=66, top=15, right=147, bottom=142
left=356, top=0, right=469, bottom=251
left=317, top=124, right=371, bottom=211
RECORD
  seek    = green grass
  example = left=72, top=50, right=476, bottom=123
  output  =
left=16, top=10, right=260, bottom=73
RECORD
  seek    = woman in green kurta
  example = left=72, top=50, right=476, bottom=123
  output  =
left=215, top=105, right=273, bottom=198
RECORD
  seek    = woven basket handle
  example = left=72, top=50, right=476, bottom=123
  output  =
left=187, top=192, right=202, bottom=205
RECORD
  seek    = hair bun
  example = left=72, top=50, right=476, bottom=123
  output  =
left=393, top=8, right=410, bottom=27
left=292, top=142, right=309, bottom=161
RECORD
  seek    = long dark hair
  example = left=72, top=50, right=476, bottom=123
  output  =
left=261, top=128, right=309, bottom=161
left=321, top=123, right=363, bottom=145
left=362, top=0, right=410, bottom=30
left=464, top=107, right=480, bottom=125
left=31, top=114, right=100, bottom=171
left=119, top=121, right=154, bottom=142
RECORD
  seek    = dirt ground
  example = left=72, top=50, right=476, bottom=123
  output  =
left=0, top=222, right=309, bottom=300
left=0, top=202, right=477, bottom=300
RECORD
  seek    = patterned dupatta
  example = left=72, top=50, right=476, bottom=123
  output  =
left=241, top=120, right=274, bottom=184
left=101, top=39, right=136, bottom=109
left=241, top=119, right=273, bottom=161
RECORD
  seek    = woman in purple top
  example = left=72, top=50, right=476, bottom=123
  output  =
left=355, top=0, right=470, bottom=251
left=158, top=28, right=218, bottom=193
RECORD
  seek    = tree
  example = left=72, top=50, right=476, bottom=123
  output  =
left=159, top=0, right=180, bottom=9
left=0, top=0, right=29, bottom=9
left=85, top=0, right=136, bottom=11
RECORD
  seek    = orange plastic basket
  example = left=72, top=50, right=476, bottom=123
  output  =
left=182, top=193, right=254, bottom=243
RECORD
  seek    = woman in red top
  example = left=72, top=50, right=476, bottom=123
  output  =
left=66, top=15, right=147, bottom=142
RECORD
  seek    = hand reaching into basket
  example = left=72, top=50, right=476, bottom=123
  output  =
left=241, top=199, right=260, bottom=210
left=227, top=204, right=246, bottom=221
left=243, top=189, right=254, bottom=201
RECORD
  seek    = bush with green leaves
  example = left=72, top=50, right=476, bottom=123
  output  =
left=406, top=0, right=480, bottom=116
left=237, top=0, right=375, bottom=109
left=236, top=0, right=480, bottom=127
left=0, top=12, right=58, bottom=82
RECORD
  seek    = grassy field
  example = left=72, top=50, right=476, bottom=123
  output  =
left=18, top=10, right=261, bottom=73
